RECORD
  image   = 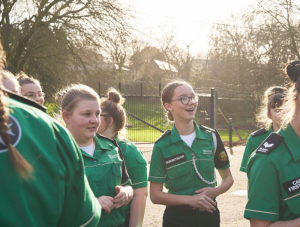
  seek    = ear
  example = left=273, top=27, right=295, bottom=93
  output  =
left=62, top=110, right=71, bottom=124
left=107, top=117, right=114, bottom=127
left=164, top=102, right=172, bottom=112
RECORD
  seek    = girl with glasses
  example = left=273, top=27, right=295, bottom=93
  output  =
left=59, top=84, right=133, bottom=227
left=149, top=80, right=233, bottom=227
left=244, top=61, right=300, bottom=226
left=98, top=88, right=148, bottom=227
left=16, top=72, right=45, bottom=105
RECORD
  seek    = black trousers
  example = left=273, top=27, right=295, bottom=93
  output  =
left=163, top=206, right=220, bottom=227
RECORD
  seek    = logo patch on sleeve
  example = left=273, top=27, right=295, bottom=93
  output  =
left=256, top=133, right=284, bottom=155
left=164, top=152, right=186, bottom=167
left=219, top=151, right=227, bottom=161
left=283, top=177, right=300, bottom=195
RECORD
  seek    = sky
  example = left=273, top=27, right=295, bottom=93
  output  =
left=123, top=0, right=258, bottom=55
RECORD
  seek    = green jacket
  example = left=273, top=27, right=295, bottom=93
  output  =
left=245, top=124, right=300, bottom=221
left=0, top=95, right=101, bottom=227
left=116, top=137, right=148, bottom=215
left=82, top=134, right=131, bottom=227
left=240, top=127, right=273, bottom=173
left=149, top=122, right=230, bottom=196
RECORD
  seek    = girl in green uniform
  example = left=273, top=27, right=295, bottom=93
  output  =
left=17, top=72, right=45, bottom=105
left=59, top=84, right=133, bottom=227
left=244, top=61, right=300, bottom=226
left=0, top=76, right=101, bottom=226
left=240, top=86, right=287, bottom=173
left=149, top=81, right=234, bottom=227
left=98, top=88, right=148, bottom=227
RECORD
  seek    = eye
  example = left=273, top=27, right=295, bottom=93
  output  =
left=27, top=94, right=35, bottom=98
left=95, top=112, right=100, bottom=116
left=84, top=113, right=90, bottom=116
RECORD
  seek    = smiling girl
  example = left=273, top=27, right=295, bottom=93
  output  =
left=59, top=84, right=133, bottom=227
left=149, top=81, right=233, bottom=227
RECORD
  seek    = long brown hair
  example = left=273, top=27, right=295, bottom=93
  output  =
left=281, top=60, right=300, bottom=127
left=101, top=88, right=127, bottom=140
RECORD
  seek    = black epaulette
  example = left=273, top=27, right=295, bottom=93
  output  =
left=96, top=133, right=124, bottom=159
left=200, top=125, right=216, bottom=133
left=155, top=130, right=171, bottom=143
left=3, top=88, right=47, bottom=113
left=256, top=133, right=284, bottom=155
left=250, top=128, right=268, bottom=138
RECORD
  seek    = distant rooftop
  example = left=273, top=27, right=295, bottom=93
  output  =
left=154, top=59, right=178, bottom=73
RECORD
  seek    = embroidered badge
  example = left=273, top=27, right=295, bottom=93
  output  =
left=164, top=152, right=186, bottom=167
left=219, top=151, right=227, bottom=161
left=203, top=150, right=213, bottom=155
left=0, top=115, right=22, bottom=153
left=283, top=177, right=300, bottom=195
left=109, top=154, right=118, bottom=159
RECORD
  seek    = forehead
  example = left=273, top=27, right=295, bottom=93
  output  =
left=21, top=83, right=42, bottom=93
left=173, top=84, right=194, bottom=97
left=74, top=99, right=100, bottom=111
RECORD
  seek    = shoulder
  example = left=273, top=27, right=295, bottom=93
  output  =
left=255, top=133, right=284, bottom=156
left=250, top=128, right=268, bottom=138
left=155, top=129, right=171, bottom=144
left=199, top=125, right=216, bottom=133
left=96, top=133, right=118, bottom=147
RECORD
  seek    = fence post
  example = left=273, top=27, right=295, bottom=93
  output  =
left=119, top=82, right=121, bottom=92
left=159, top=83, right=161, bottom=97
left=215, top=91, right=218, bottom=128
left=98, top=82, right=100, bottom=97
left=141, top=82, right=143, bottom=96
left=210, top=88, right=215, bottom=129
left=229, top=118, right=233, bottom=155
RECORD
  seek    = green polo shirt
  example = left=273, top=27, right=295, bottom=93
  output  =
left=245, top=124, right=300, bottom=221
left=82, top=134, right=132, bottom=227
left=116, top=137, right=148, bottom=215
left=240, top=127, right=273, bottom=173
left=148, top=123, right=230, bottom=196
left=0, top=96, right=101, bottom=227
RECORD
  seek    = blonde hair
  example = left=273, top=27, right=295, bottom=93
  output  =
left=255, top=86, right=287, bottom=129
left=100, top=88, right=127, bottom=140
left=281, top=60, right=300, bottom=128
left=58, top=84, right=100, bottom=114
left=0, top=69, right=20, bottom=92
left=161, top=80, right=192, bottom=121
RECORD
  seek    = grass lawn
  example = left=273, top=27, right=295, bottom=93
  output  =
left=128, top=128, right=253, bottom=143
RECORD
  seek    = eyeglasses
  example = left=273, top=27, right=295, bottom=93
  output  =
left=170, top=96, right=198, bottom=105
left=100, top=114, right=111, bottom=118
left=22, top=92, right=45, bottom=99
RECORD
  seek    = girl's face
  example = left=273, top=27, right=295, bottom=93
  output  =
left=65, top=99, right=100, bottom=145
left=21, top=83, right=44, bottom=105
left=268, top=108, right=283, bottom=130
left=165, top=84, right=198, bottom=122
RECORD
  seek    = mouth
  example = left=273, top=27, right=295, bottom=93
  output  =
left=87, top=126, right=96, bottom=131
left=185, top=108, right=195, bottom=113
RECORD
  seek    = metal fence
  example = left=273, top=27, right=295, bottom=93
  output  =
left=97, top=81, right=258, bottom=143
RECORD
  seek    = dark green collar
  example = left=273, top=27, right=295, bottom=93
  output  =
left=279, top=124, right=300, bottom=161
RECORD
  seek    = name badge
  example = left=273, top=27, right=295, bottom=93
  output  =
left=283, top=177, right=300, bottom=195
left=164, top=152, right=186, bottom=167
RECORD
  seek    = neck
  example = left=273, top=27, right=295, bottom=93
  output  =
left=174, top=120, right=195, bottom=135
left=77, top=138, right=93, bottom=147
left=99, top=126, right=117, bottom=140
left=291, top=116, right=300, bottom=140
left=272, top=123, right=280, bottom=132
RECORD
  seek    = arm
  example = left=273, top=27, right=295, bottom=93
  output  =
left=250, top=218, right=300, bottom=227
left=195, top=168, right=234, bottom=199
left=129, top=187, right=148, bottom=227
left=150, top=182, right=216, bottom=213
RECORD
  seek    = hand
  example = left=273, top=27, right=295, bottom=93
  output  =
left=97, top=196, right=115, bottom=214
left=195, top=187, right=219, bottom=200
left=114, top=186, right=132, bottom=208
left=187, top=194, right=216, bottom=213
